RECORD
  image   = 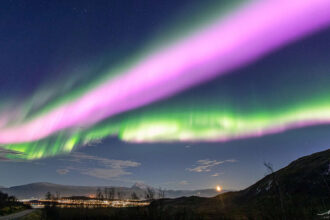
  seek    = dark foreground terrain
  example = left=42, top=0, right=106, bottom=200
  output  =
left=16, top=149, right=330, bottom=219
left=0, top=191, right=30, bottom=217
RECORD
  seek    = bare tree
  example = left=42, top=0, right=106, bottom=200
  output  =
left=131, top=192, right=139, bottom=200
left=104, top=188, right=108, bottom=200
left=264, top=162, right=286, bottom=220
left=96, top=187, right=103, bottom=200
left=158, top=187, right=165, bottom=199
left=108, top=187, right=115, bottom=200
left=117, top=191, right=123, bottom=200
left=145, top=187, right=155, bottom=200
left=45, top=192, right=52, bottom=200
left=55, top=192, right=61, bottom=200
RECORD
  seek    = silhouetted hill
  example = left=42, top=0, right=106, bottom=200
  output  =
left=150, top=149, right=330, bottom=219
left=1, top=182, right=100, bottom=199
left=0, top=191, right=30, bottom=216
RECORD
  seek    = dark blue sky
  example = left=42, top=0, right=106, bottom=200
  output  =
left=0, top=0, right=219, bottom=97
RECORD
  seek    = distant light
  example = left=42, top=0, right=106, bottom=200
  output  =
left=216, top=185, right=222, bottom=192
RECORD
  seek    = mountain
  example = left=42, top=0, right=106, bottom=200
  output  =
left=131, top=182, right=151, bottom=190
left=0, top=182, right=100, bottom=200
left=0, top=182, right=221, bottom=200
left=130, top=182, right=222, bottom=198
left=149, top=149, right=330, bottom=219
left=165, top=189, right=226, bottom=198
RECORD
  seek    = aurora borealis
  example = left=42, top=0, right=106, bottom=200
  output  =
left=1, top=0, right=330, bottom=161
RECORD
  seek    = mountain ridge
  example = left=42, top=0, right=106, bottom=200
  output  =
left=0, top=182, right=221, bottom=200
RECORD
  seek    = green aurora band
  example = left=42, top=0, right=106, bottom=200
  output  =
left=4, top=101, right=330, bottom=160
left=3, top=65, right=330, bottom=160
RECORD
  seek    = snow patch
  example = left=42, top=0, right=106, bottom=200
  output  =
left=265, top=180, right=273, bottom=191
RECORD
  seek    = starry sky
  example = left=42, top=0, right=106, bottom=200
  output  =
left=0, top=0, right=330, bottom=190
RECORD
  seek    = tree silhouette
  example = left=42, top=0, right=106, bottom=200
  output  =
left=264, top=162, right=286, bottom=220
left=145, top=187, right=155, bottom=200
left=45, top=191, right=52, bottom=200
left=131, top=192, right=139, bottom=200
left=108, top=187, right=115, bottom=200
left=96, top=188, right=103, bottom=200
left=158, top=187, right=165, bottom=199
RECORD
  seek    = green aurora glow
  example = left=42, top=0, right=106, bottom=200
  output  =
left=3, top=60, right=330, bottom=160
left=2, top=0, right=330, bottom=160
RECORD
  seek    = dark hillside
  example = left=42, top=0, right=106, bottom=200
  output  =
left=0, top=191, right=30, bottom=216
left=150, top=149, right=330, bottom=219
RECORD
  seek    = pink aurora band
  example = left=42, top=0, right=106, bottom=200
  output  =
left=1, top=0, right=330, bottom=144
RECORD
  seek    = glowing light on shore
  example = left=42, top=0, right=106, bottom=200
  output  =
left=216, top=185, right=222, bottom=192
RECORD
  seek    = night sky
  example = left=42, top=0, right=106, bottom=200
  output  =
left=0, top=0, right=330, bottom=190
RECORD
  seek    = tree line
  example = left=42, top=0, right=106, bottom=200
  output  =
left=95, top=187, right=166, bottom=201
left=0, top=191, right=30, bottom=216
left=43, top=186, right=166, bottom=201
